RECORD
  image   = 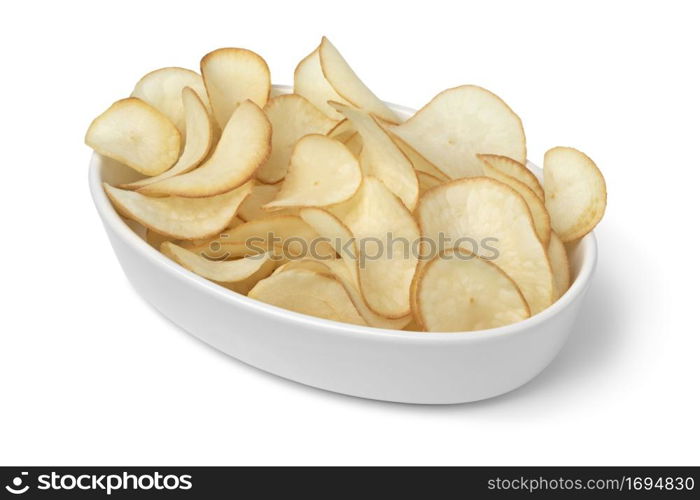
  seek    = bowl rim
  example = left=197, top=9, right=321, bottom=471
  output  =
left=89, top=87, right=597, bottom=344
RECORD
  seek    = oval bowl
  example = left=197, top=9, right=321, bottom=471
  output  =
left=88, top=86, right=597, bottom=404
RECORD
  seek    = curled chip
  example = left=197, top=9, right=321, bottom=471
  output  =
left=478, top=154, right=551, bottom=246
left=139, top=100, right=271, bottom=197
left=131, top=67, right=210, bottom=137
left=331, top=102, right=418, bottom=210
left=86, top=98, right=180, bottom=176
left=544, top=147, right=606, bottom=242
left=294, top=45, right=350, bottom=120
left=256, top=94, right=337, bottom=184
left=104, top=181, right=252, bottom=240
left=388, top=85, right=526, bottom=179
left=264, top=135, right=361, bottom=210
left=415, top=248, right=530, bottom=332
left=201, top=47, right=271, bottom=129
left=318, top=37, right=398, bottom=124
left=417, top=178, right=553, bottom=314
left=122, top=88, right=214, bottom=190
left=249, top=267, right=367, bottom=325
left=343, top=177, right=419, bottom=318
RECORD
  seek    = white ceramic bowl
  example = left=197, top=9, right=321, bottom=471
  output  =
left=89, top=87, right=597, bottom=404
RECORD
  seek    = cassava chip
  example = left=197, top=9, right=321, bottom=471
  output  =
left=86, top=98, right=180, bottom=176
left=256, top=94, right=337, bottom=183
left=415, top=248, right=530, bottom=332
left=122, top=88, right=214, bottom=190
left=417, top=178, right=553, bottom=314
left=161, top=241, right=273, bottom=282
left=544, top=147, right=606, bottom=242
left=478, top=154, right=551, bottom=246
left=547, top=232, right=570, bottom=300
left=201, top=48, right=271, bottom=128
left=131, top=67, right=210, bottom=137
left=343, top=177, right=419, bottom=318
left=388, top=85, right=526, bottom=179
left=264, top=135, right=361, bottom=209
left=294, top=45, right=350, bottom=120
left=139, top=100, right=271, bottom=197
left=477, top=154, right=543, bottom=199
left=249, top=267, right=366, bottom=325
left=319, top=37, right=398, bottom=124
left=331, top=102, right=418, bottom=210
left=104, top=181, right=252, bottom=240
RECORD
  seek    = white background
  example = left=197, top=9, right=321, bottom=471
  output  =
left=1, top=0, right=698, bottom=465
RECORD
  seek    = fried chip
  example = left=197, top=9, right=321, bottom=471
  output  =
left=122, top=88, right=214, bottom=190
left=201, top=48, right=271, bottom=128
left=86, top=98, right=180, bottom=176
left=388, top=86, right=526, bottom=179
left=318, top=37, right=398, bottom=123
left=343, top=177, right=419, bottom=318
left=331, top=102, right=418, bottom=210
left=415, top=248, right=530, bottom=332
left=478, top=154, right=551, bottom=246
left=294, top=45, right=349, bottom=120
left=544, top=147, right=606, bottom=242
left=139, top=100, right=271, bottom=197
left=264, top=134, right=361, bottom=209
left=256, top=94, right=337, bottom=183
left=131, top=67, right=210, bottom=137
left=104, top=181, right=252, bottom=240
left=417, top=178, right=553, bottom=314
